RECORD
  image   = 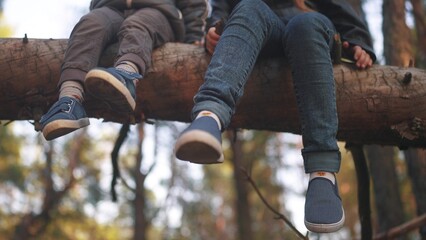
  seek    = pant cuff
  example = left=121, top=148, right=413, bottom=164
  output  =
left=303, top=151, right=341, bottom=173
left=115, top=53, right=146, bottom=75
left=59, top=68, right=87, bottom=88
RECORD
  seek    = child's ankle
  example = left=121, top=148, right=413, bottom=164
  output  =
left=59, top=80, right=84, bottom=102
left=196, top=111, right=221, bottom=130
left=116, top=61, right=139, bottom=73
left=309, top=171, right=336, bottom=184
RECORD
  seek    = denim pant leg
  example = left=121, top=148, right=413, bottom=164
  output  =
left=60, top=7, right=124, bottom=87
left=283, top=12, right=341, bottom=173
left=192, top=0, right=285, bottom=128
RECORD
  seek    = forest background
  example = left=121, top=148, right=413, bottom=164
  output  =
left=0, top=0, right=425, bottom=239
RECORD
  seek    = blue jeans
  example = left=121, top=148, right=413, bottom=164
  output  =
left=192, top=0, right=341, bottom=173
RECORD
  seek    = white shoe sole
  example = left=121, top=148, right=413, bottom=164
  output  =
left=43, top=118, right=90, bottom=140
left=304, top=207, right=345, bottom=233
left=175, top=129, right=224, bottom=164
left=85, top=69, right=135, bottom=112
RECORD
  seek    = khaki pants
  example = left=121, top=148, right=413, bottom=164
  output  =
left=59, top=6, right=175, bottom=87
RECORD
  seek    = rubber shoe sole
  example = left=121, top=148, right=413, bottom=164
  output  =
left=42, top=118, right=90, bottom=141
left=304, top=208, right=345, bottom=233
left=85, top=69, right=135, bottom=112
left=175, top=129, right=224, bottom=164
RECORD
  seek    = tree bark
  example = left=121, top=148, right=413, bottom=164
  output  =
left=2, top=38, right=426, bottom=147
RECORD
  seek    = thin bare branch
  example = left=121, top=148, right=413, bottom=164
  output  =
left=374, top=213, right=426, bottom=240
left=241, top=168, right=308, bottom=240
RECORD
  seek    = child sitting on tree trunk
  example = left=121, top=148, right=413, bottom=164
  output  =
left=40, top=0, right=207, bottom=140
left=174, top=0, right=376, bottom=233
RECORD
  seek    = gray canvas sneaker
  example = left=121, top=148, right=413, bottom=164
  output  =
left=175, top=116, right=224, bottom=164
left=40, top=96, right=90, bottom=140
left=304, top=176, right=345, bottom=233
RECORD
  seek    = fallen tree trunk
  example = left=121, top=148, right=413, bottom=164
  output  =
left=1, top=38, right=426, bottom=147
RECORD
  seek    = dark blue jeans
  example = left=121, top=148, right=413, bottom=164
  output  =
left=192, top=0, right=341, bottom=173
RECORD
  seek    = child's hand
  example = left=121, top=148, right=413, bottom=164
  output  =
left=343, top=41, right=373, bottom=69
left=205, top=27, right=221, bottom=55
left=193, top=40, right=203, bottom=46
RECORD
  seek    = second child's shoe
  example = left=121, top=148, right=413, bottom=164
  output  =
left=304, top=175, right=345, bottom=233
left=85, top=67, right=142, bottom=112
left=40, top=96, right=90, bottom=141
left=174, top=116, right=224, bottom=164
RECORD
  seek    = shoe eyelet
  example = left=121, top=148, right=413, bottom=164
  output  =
left=64, top=100, right=74, bottom=113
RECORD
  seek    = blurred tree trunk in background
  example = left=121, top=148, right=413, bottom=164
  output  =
left=343, top=1, right=374, bottom=239
left=404, top=149, right=426, bottom=238
left=169, top=129, right=291, bottom=239
left=366, top=0, right=412, bottom=234
left=346, top=0, right=405, bottom=237
left=383, top=0, right=413, bottom=66
left=13, top=131, right=84, bottom=239
left=242, top=132, right=290, bottom=239
left=376, top=0, right=420, bottom=237
left=410, top=0, right=426, bottom=68
left=405, top=0, right=426, bottom=238
left=133, top=123, right=149, bottom=240
left=364, top=145, right=404, bottom=233
left=228, top=131, right=253, bottom=240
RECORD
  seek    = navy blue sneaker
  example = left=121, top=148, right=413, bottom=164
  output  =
left=40, top=96, right=90, bottom=140
left=304, top=176, right=345, bottom=233
left=174, top=116, right=224, bottom=164
left=84, top=67, right=142, bottom=112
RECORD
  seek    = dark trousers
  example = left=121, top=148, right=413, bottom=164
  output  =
left=59, top=6, right=175, bottom=87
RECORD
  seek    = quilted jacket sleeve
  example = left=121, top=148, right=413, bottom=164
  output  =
left=176, top=0, right=208, bottom=43
left=207, top=0, right=236, bottom=29
left=311, top=0, right=376, bottom=62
